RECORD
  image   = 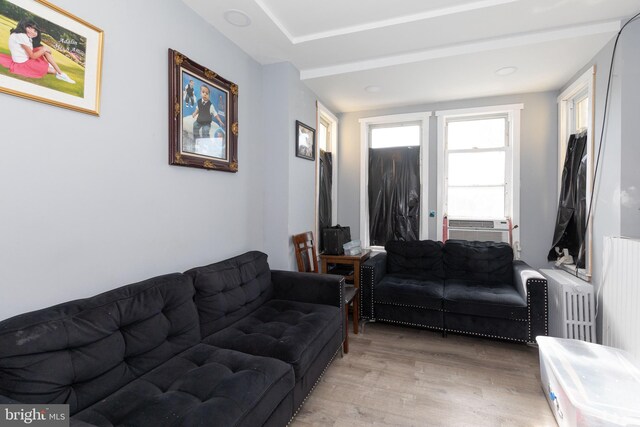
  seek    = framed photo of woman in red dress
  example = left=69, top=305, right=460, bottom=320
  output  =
left=0, top=0, right=103, bottom=115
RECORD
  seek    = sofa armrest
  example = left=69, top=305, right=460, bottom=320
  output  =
left=513, top=260, right=548, bottom=343
left=272, top=270, right=345, bottom=343
left=360, top=253, right=387, bottom=320
left=271, top=270, right=345, bottom=309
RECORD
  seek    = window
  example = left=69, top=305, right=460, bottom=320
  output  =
left=446, top=116, right=509, bottom=220
left=436, top=105, right=522, bottom=249
left=555, top=66, right=595, bottom=280
left=359, top=112, right=431, bottom=248
left=316, top=102, right=339, bottom=251
left=370, top=123, right=420, bottom=148
left=558, top=68, right=594, bottom=188
left=318, top=116, right=330, bottom=152
left=575, top=94, right=589, bottom=131
left=368, top=123, right=421, bottom=246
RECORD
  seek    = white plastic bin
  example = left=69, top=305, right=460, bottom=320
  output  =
left=536, top=336, right=640, bottom=427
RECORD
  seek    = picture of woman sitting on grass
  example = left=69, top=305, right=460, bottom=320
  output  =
left=0, top=18, right=74, bottom=84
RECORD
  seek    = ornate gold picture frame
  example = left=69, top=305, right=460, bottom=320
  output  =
left=168, top=49, right=238, bottom=172
left=0, top=0, right=103, bottom=115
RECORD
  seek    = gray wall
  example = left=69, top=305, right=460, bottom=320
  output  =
left=338, top=92, right=558, bottom=269
left=561, top=21, right=640, bottom=341
left=262, top=62, right=319, bottom=270
left=560, top=38, right=618, bottom=345
left=0, top=0, right=320, bottom=320
left=620, top=22, right=640, bottom=238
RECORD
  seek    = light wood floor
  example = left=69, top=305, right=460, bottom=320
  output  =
left=292, top=322, right=556, bottom=427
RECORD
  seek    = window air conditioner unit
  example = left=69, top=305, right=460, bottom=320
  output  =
left=444, top=218, right=512, bottom=244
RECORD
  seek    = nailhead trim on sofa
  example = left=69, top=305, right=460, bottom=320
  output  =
left=440, top=311, right=526, bottom=321
left=362, top=258, right=548, bottom=344
left=362, top=264, right=375, bottom=320
left=288, top=276, right=346, bottom=425
left=375, top=301, right=444, bottom=311
left=526, top=278, right=548, bottom=343
left=376, top=318, right=444, bottom=331
left=287, top=347, right=340, bottom=425
left=444, top=328, right=526, bottom=343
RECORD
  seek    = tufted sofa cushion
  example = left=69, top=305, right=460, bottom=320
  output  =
left=385, top=240, right=445, bottom=280
left=374, top=275, right=444, bottom=311
left=186, top=251, right=273, bottom=338
left=443, top=240, right=514, bottom=285
left=73, top=343, right=294, bottom=427
left=0, top=273, right=200, bottom=414
left=443, top=279, right=527, bottom=319
left=202, top=299, right=341, bottom=379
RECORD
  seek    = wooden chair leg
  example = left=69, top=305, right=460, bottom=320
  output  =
left=343, top=303, right=349, bottom=354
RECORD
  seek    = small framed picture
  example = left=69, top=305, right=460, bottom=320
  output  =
left=168, top=49, right=238, bottom=172
left=296, top=120, right=315, bottom=161
left=0, top=0, right=104, bottom=115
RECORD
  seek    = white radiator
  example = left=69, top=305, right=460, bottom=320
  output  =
left=603, top=237, right=640, bottom=359
left=540, top=269, right=596, bottom=342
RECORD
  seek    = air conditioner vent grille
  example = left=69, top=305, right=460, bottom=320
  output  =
left=448, top=220, right=494, bottom=229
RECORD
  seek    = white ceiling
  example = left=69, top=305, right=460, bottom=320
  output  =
left=182, top=0, right=640, bottom=113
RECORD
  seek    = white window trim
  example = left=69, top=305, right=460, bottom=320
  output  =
left=557, top=65, right=595, bottom=281
left=316, top=101, right=339, bottom=243
left=435, top=104, right=523, bottom=253
left=359, top=112, right=431, bottom=249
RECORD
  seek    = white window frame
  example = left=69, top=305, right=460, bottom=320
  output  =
left=557, top=66, right=595, bottom=280
left=359, top=112, right=431, bottom=249
left=436, top=104, right=523, bottom=252
left=316, top=102, right=339, bottom=243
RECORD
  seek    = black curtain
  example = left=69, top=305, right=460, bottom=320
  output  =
left=548, top=132, right=587, bottom=267
left=368, top=147, right=420, bottom=246
left=318, top=150, right=332, bottom=252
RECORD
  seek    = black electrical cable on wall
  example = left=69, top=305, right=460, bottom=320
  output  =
left=576, top=10, right=640, bottom=277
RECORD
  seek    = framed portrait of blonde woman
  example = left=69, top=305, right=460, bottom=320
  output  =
left=0, top=0, right=103, bottom=115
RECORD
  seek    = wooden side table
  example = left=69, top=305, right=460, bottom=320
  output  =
left=320, top=249, right=371, bottom=337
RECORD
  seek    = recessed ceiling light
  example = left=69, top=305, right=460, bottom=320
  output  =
left=365, top=85, right=381, bottom=93
left=496, top=66, right=518, bottom=76
left=224, top=9, right=251, bottom=27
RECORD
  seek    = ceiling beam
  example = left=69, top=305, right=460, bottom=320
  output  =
left=300, top=20, right=621, bottom=80
left=266, top=0, right=524, bottom=45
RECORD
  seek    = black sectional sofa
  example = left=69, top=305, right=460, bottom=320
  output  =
left=360, top=240, right=548, bottom=343
left=0, top=251, right=345, bottom=426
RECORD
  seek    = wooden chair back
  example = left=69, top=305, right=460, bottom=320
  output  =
left=293, top=231, right=318, bottom=273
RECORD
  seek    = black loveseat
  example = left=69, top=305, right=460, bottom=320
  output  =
left=0, top=251, right=345, bottom=426
left=360, top=240, right=548, bottom=343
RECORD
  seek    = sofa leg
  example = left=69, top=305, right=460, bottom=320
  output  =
left=360, top=319, right=374, bottom=334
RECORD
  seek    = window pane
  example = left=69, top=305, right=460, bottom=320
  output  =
left=448, top=152, right=505, bottom=186
left=318, top=122, right=328, bottom=152
left=371, top=125, right=420, bottom=148
left=448, top=187, right=505, bottom=219
left=576, top=96, right=589, bottom=130
left=447, top=118, right=506, bottom=150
